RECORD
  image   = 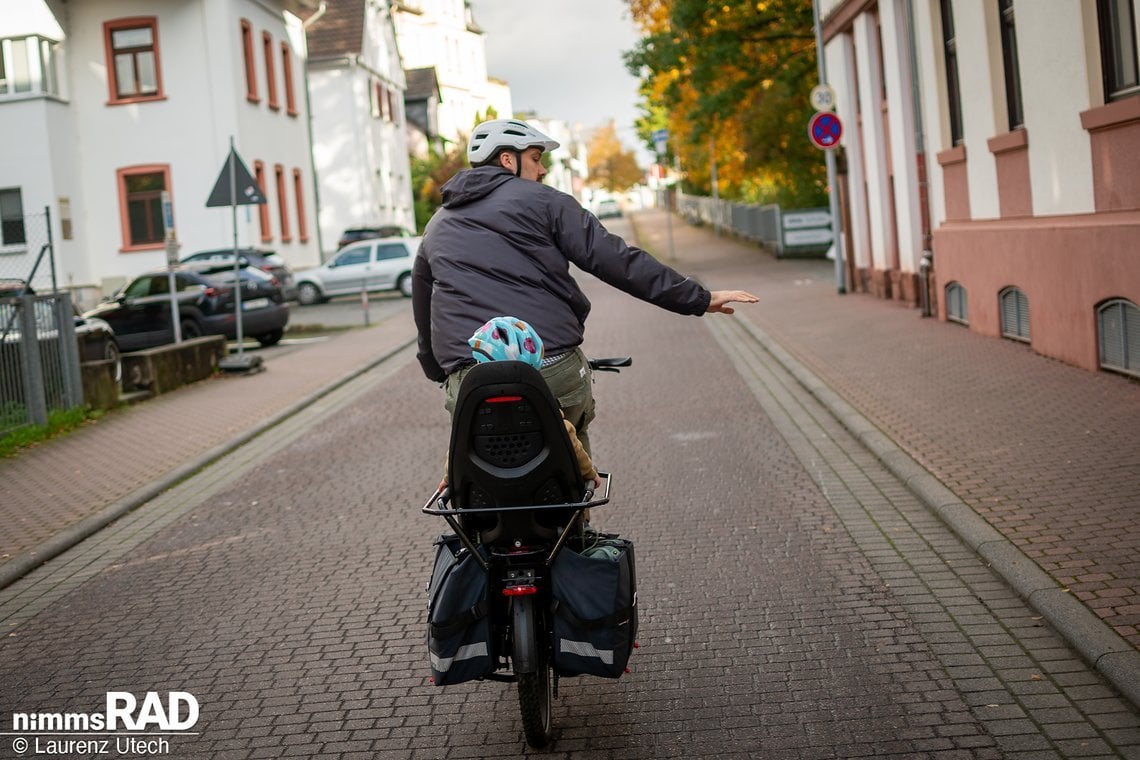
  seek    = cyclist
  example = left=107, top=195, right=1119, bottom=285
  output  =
left=412, top=118, right=758, bottom=452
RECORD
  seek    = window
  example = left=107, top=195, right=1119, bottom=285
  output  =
left=275, top=164, right=290, bottom=242
left=999, top=0, right=1024, bottom=129
left=0, top=36, right=61, bottom=98
left=262, top=31, right=278, bottom=110
left=376, top=243, right=408, bottom=261
left=104, top=18, right=163, bottom=103
left=0, top=188, right=26, bottom=246
left=999, top=286, right=1030, bottom=342
left=1098, top=0, right=1140, bottom=101
left=254, top=161, right=270, bottom=241
left=945, top=282, right=968, bottom=324
left=116, top=166, right=169, bottom=249
left=1098, top=299, right=1140, bottom=377
left=332, top=247, right=370, bottom=267
left=8, top=38, right=32, bottom=93
left=940, top=0, right=964, bottom=144
left=292, top=168, right=308, bottom=242
left=281, top=42, right=297, bottom=115
left=241, top=19, right=258, bottom=102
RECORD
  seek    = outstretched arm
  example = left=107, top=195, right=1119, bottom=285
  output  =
left=706, top=290, right=759, bottom=314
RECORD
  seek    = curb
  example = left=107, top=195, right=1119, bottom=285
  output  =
left=732, top=315, right=1140, bottom=710
left=0, top=336, right=417, bottom=591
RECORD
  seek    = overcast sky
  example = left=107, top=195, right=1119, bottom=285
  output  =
left=471, top=0, right=650, bottom=160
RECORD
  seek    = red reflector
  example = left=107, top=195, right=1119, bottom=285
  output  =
left=502, top=585, right=538, bottom=597
left=485, top=395, right=523, bottom=404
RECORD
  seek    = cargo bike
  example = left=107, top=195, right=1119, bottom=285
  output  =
left=422, top=357, right=638, bottom=748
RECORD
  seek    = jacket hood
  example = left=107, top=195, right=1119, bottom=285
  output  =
left=440, top=166, right=515, bottom=209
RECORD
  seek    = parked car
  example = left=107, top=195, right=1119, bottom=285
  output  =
left=1, top=280, right=122, bottom=381
left=336, top=225, right=415, bottom=249
left=84, top=265, right=289, bottom=351
left=596, top=199, right=622, bottom=219
left=181, top=248, right=296, bottom=300
left=295, top=237, right=420, bottom=305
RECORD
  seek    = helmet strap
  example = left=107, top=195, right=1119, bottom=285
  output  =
left=511, top=150, right=523, bottom=177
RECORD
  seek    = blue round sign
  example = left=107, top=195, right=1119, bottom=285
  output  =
left=808, top=111, right=843, bottom=149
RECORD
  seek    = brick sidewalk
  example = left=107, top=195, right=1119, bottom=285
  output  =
left=0, top=310, right=416, bottom=583
left=630, top=207, right=1140, bottom=651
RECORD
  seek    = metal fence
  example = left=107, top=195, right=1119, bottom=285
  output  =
left=0, top=209, right=85, bottom=437
left=671, top=191, right=831, bottom=257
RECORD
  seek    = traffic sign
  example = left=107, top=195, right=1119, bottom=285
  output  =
left=808, top=111, right=843, bottom=149
left=810, top=84, right=836, bottom=112
left=652, top=128, right=668, bottom=156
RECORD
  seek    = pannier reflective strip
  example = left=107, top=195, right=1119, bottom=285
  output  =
left=559, top=639, right=614, bottom=665
left=431, top=642, right=490, bottom=673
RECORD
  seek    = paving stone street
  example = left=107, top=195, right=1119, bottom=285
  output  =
left=1, top=214, right=1137, bottom=759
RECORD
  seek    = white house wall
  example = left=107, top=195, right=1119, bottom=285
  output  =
left=949, top=0, right=1002, bottom=220
left=52, top=0, right=317, bottom=296
left=830, top=32, right=871, bottom=273
left=1017, top=1, right=1095, bottom=217
left=853, top=13, right=893, bottom=272
left=911, top=0, right=949, bottom=229
left=880, top=0, right=923, bottom=271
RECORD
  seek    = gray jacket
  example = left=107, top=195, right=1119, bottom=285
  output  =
left=412, top=166, right=711, bottom=381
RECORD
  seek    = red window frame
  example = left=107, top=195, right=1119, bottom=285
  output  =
left=281, top=42, right=297, bottom=116
left=262, top=31, right=278, bottom=110
left=116, top=164, right=171, bottom=251
left=254, top=160, right=271, bottom=241
left=241, top=19, right=258, bottom=103
left=104, top=17, right=165, bottom=104
left=292, top=168, right=308, bottom=242
left=275, top=164, right=291, bottom=242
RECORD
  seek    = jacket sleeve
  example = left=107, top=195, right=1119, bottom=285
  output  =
left=412, top=251, right=447, bottom=382
left=549, top=194, right=711, bottom=316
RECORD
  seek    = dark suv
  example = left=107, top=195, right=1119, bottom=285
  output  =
left=85, top=266, right=289, bottom=351
left=181, top=248, right=296, bottom=300
left=336, top=226, right=414, bottom=249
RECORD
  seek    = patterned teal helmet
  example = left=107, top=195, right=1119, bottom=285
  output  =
left=469, top=317, right=544, bottom=369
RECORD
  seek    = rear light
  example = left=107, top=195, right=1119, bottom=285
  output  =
left=486, top=395, right=523, bottom=404
left=203, top=287, right=218, bottom=298
left=502, top=586, right=538, bottom=597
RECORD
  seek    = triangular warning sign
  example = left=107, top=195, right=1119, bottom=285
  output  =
left=206, top=148, right=267, bottom=207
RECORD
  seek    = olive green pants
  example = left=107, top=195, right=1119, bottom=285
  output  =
left=443, top=347, right=596, bottom=455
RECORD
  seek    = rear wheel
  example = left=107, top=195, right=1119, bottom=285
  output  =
left=104, top=340, right=122, bottom=384
left=513, top=598, right=554, bottom=748
left=256, top=329, right=283, bottom=347
left=397, top=272, right=413, bottom=298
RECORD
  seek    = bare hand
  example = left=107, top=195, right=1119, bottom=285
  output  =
left=706, top=290, right=759, bottom=314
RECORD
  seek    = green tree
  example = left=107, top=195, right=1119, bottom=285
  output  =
left=625, top=0, right=826, bottom=207
left=410, top=138, right=467, bottom=233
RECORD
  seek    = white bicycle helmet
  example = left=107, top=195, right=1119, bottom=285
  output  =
left=467, top=119, right=560, bottom=167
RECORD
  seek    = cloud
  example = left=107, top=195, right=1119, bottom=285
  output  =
left=473, top=0, right=643, bottom=140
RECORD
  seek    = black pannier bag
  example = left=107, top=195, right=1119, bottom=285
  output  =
left=426, top=534, right=495, bottom=685
left=551, top=537, right=638, bottom=678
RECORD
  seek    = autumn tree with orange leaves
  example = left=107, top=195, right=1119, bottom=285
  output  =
left=624, top=0, right=826, bottom=208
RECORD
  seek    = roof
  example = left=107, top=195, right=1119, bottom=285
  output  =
left=404, top=67, right=441, bottom=102
left=303, top=0, right=366, bottom=59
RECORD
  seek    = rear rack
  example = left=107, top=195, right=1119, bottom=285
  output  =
left=421, top=472, right=612, bottom=570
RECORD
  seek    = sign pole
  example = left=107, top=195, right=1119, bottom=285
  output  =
left=229, top=136, right=246, bottom=357
left=161, top=190, right=182, bottom=342
left=813, top=0, right=846, bottom=294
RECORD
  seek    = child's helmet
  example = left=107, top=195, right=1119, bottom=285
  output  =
left=469, top=317, right=544, bottom=369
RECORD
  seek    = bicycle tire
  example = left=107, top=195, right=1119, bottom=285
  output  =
left=513, top=597, right=554, bottom=748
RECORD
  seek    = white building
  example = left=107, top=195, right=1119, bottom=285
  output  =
left=304, top=0, right=416, bottom=256
left=0, top=0, right=321, bottom=303
left=392, top=0, right=511, bottom=147
left=820, top=0, right=1140, bottom=375
left=526, top=117, right=588, bottom=201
